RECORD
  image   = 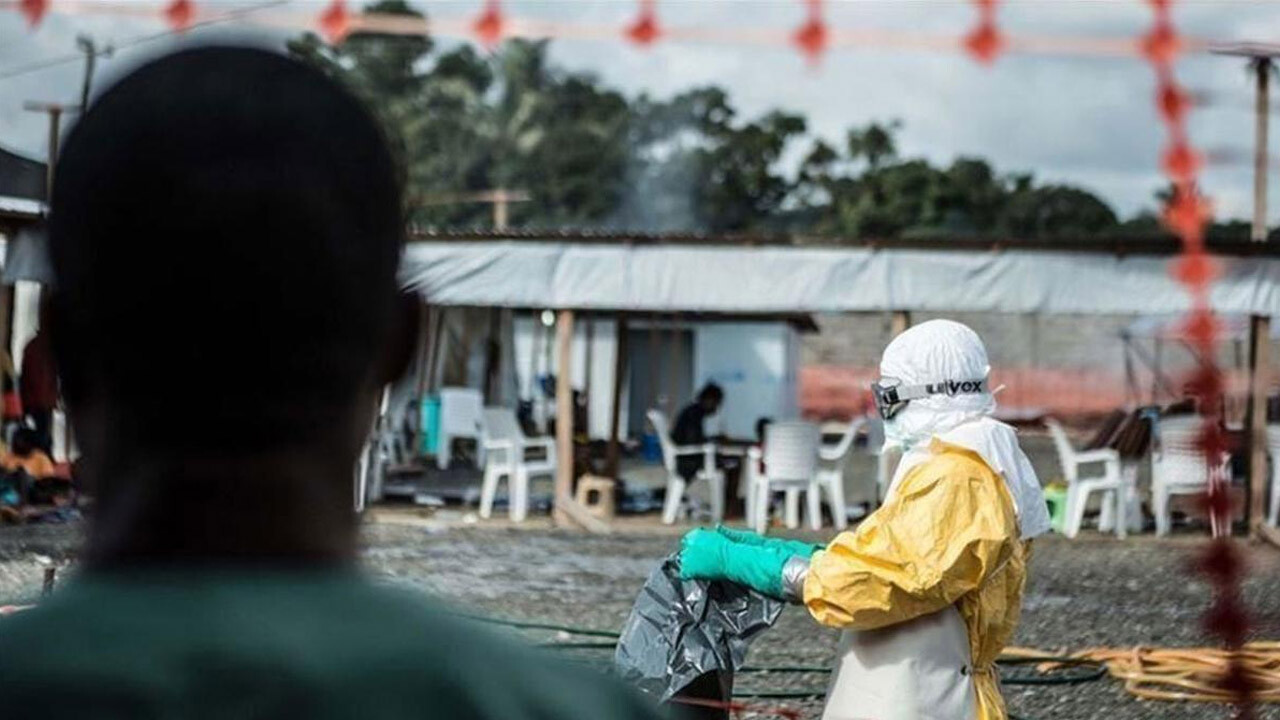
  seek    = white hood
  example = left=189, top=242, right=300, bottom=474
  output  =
left=878, top=320, right=1050, bottom=540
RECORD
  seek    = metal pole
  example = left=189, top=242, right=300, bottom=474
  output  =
left=76, top=35, right=98, bottom=112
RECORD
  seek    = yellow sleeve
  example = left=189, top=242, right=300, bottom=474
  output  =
left=803, top=452, right=1018, bottom=630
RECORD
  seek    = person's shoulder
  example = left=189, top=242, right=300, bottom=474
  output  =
left=329, top=583, right=666, bottom=719
left=900, top=443, right=1004, bottom=499
left=0, top=577, right=667, bottom=720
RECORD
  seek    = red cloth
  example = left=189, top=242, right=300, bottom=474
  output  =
left=19, top=332, right=57, bottom=412
left=2, top=391, right=21, bottom=421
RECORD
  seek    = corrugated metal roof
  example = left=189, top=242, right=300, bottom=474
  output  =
left=407, top=227, right=1280, bottom=257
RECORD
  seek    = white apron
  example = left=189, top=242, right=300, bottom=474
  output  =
left=822, top=418, right=1045, bottom=720
left=822, top=605, right=976, bottom=720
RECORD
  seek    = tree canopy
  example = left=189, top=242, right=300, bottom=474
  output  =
left=288, top=2, right=1239, bottom=240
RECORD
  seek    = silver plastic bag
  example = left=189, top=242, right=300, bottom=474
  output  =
left=614, top=553, right=784, bottom=712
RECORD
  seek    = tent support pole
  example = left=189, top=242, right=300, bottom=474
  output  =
left=1247, top=315, right=1271, bottom=539
left=0, top=284, right=12, bottom=364
left=606, top=315, right=628, bottom=479
left=554, top=309, right=576, bottom=528
left=551, top=308, right=610, bottom=533
left=890, top=311, right=911, bottom=337
left=482, top=307, right=501, bottom=403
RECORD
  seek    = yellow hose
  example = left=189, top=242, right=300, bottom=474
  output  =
left=1003, top=643, right=1280, bottom=703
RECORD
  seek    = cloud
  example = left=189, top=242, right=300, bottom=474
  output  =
left=2, top=0, right=1277, bottom=222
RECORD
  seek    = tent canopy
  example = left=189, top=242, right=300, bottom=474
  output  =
left=401, top=237, right=1280, bottom=317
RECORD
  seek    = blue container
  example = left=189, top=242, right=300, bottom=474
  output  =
left=641, top=433, right=662, bottom=463
left=421, top=396, right=441, bottom=455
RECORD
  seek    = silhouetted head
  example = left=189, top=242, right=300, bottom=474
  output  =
left=697, top=383, right=724, bottom=413
left=48, top=46, right=414, bottom=565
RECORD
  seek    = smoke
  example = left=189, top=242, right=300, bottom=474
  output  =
left=600, top=137, right=706, bottom=234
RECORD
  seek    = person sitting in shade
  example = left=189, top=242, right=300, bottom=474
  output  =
left=671, top=383, right=726, bottom=482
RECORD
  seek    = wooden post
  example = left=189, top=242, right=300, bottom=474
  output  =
left=482, top=307, right=501, bottom=403
left=583, top=316, right=594, bottom=426
left=554, top=309, right=575, bottom=527
left=425, top=307, right=446, bottom=394
left=1152, top=337, right=1164, bottom=404
left=1247, top=316, right=1272, bottom=538
left=890, top=311, right=912, bottom=337
left=606, top=315, right=628, bottom=479
left=647, top=315, right=659, bottom=418
left=1252, top=58, right=1271, bottom=245
left=1246, top=59, right=1272, bottom=539
left=0, top=285, right=13, bottom=364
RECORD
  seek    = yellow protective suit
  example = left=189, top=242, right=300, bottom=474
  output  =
left=803, top=441, right=1028, bottom=720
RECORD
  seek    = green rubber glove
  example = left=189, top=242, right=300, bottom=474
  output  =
left=715, top=525, right=823, bottom=558
left=678, top=527, right=793, bottom=599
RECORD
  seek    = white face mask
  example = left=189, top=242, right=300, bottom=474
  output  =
left=880, top=395, right=996, bottom=454
left=882, top=416, right=918, bottom=452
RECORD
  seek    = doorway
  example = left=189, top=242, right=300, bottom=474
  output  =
left=627, top=326, right=694, bottom=436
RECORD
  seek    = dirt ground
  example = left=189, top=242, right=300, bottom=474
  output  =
left=1, top=518, right=1278, bottom=720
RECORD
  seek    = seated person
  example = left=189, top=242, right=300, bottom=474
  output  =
left=0, top=427, right=70, bottom=514
left=1, top=427, right=56, bottom=480
left=671, top=383, right=725, bottom=481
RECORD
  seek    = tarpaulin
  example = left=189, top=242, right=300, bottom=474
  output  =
left=614, top=553, right=784, bottom=710
left=400, top=241, right=1280, bottom=317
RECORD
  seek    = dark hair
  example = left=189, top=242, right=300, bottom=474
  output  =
left=698, top=383, right=724, bottom=404
left=754, top=417, right=772, bottom=443
left=48, top=47, right=404, bottom=454
left=10, top=427, right=38, bottom=457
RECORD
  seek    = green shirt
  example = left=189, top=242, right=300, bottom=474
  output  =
left=0, top=570, right=663, bottom=720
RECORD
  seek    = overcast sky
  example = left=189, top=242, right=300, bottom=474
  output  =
left=3, top=1, right=1280, bottom=222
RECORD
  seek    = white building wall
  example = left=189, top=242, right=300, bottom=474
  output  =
left=694, top=322, right=799, bottom=439
left=513, top=315, right=800, bottom=441
left=513, top=313, right=624, bottom=440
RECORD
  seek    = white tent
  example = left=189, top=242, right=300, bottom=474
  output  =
left=399, top=234, right=1280, bottom=532
left=400, top=239, right=1280, bottom=316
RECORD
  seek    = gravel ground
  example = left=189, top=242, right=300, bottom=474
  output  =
left=1, top=519, right=1278, bottom=720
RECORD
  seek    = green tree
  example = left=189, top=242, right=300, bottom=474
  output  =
left=290, top=11, right=631, bottom=228
left=289, top=13, right=1134, bottom=239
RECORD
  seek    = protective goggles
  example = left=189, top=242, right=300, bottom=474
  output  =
left=870, top=377, right=989, bottom=420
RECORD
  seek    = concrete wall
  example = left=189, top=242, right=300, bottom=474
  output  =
left=800, top=311, right=1280, bottom=421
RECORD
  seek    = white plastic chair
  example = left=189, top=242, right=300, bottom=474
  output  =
left=1045, top=418, right=1127, bottom=538
left=754, top=421, right=822, bottom=534
left=649, top=409, right=725, bottom=525
left=1152, top=416, right=1228, bottom=537
left=437, top=388, right=485, bottom=470
left=813, top=418, right=865, bottom=530
left=1268, top=426, right=1280, bottom=528
left=478, top=407, right=555, bottom=522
